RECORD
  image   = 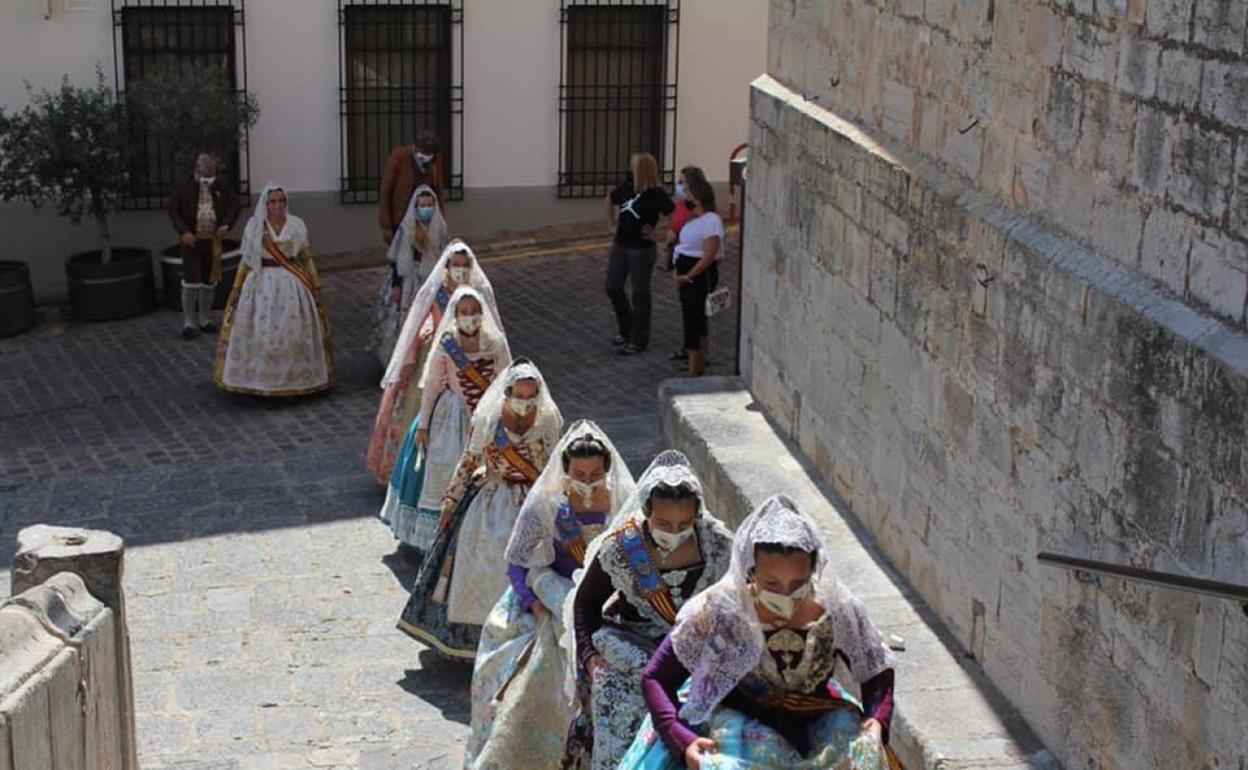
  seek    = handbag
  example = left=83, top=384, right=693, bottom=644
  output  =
left=705, top=286, right=732, bottom=317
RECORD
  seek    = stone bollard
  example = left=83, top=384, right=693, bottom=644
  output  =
left=11, top=525, right=139, bottom=770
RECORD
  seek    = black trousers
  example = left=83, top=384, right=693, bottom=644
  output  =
left=605, top=243, right=657, bottom=348
left=676, top=257, right=718, bottom=351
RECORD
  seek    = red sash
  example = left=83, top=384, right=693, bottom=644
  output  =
left=262, top=235, right=317, bottom=296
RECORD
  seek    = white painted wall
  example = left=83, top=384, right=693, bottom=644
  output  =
left=674, top=1, right=768, bottom=182
left=1, top=0, right=765, bottom=191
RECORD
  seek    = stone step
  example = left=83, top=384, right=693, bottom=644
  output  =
left=659, top=376, right=1059, bottom=770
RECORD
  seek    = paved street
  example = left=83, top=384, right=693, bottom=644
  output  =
left=0, top=230, right=738, bottom=769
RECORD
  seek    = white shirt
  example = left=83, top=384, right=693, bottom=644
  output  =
left=674, top=211, right=725, bottom=261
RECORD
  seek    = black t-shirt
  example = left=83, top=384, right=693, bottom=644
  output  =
left=611, top=181, right=675, bottom=248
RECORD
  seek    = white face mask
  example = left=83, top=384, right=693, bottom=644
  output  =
left=457, top=313, right=482, bottom=335
left=650, top=525, right=694, bottom=553
left=568, top=478, right=605, bottom=502
left=753, top=581, right=813, bottom=622
left=449, top=266, right=470, bottom=284
left=508, top=396, right=537, bottom=418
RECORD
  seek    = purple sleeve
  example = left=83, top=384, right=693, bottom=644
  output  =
left=573, top=556, right=612, bottom=671
left=860, top=668, right=895, bottom=744
left=642, top=637, right=700, bottom=759
left=507, top=563, right=537, bottom=612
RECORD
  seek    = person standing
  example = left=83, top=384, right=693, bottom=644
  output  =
left=214, top=183, right=333, bottom=396
left=372, top=183, right=448, bottom=368
left=605, top=153, right=674, bottom=356
left=168, top=153, right=240, bottom=340
left=670, top=172, right=723, bottom=378
left=380, top=130, right=445, bottom=249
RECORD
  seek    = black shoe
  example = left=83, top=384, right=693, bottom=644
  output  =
left=181, top=326, right=198, bottom=341
left=668, top=349, right=688, bottom=361
left=618, top=344, right=646, bottom=356
left=199, top=321, right=218, bottom=333
left=611, top=335, right=628, bottom=346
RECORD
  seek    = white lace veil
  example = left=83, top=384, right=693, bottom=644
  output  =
left=504, top=419, right=637, bottom=569
left=386, top=182, right=448, bottom=280
left=241, top=182, right=304, bottom=271
left=558, top=449, right=720, bottom=706
left=668, top=494, right=895, bottom=725
left=465, top=358, right=563, bottom=457
left=381, top=240, right=499, bottom=388
left=416, top=285, right=510, bottom=390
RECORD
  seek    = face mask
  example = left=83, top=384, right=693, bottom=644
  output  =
left=508, top=396, right=536, bottom=417
left=650, top=525, right=693, bottom=553
left=568, top=478, right=605, bottom=502
left=754, top=581, right=813, bottom=622
left=417, top=206, right=435, bottom=223
left=449, top=266, right=470, bottom=284
left=415, top=151, right=434, bottom=171
left=674, top=182, right=686, bottom=201
left=457, top=313, right=481, bottom=335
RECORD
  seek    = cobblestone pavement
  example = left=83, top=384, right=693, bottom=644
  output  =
left=0, top=228, right=739, bottom=769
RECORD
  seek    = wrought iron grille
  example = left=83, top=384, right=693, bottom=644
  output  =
left=111, top=0, right=249, bottom=209
left=338, top=0, right=463, bottom=203
left=558, top=0, right=679, bottom=198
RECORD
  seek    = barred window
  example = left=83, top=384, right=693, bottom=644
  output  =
left=338, top=0, right=464, bottom=203
left=112, top=0, right=248, bottom=209
left=559, top=0, right=679, bottom=198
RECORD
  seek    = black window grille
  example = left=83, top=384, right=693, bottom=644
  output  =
left=559, top=0, right=679, bottom=198
left=338, top=0, right=463, bottom=203
left=111, top=0, right=249, bottom=210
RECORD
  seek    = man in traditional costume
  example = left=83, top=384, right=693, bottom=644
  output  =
left=168, top=153, right=240, bottom=340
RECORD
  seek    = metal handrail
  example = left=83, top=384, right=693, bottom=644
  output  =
left=1038, top=552, right=1248, bottom=612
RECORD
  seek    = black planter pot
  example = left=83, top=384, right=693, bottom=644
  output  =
left=158, top=239, right=243, bottom=311
left=64, top=248, right=157, bottom=321
left=0, top=260, right=36, bottom=338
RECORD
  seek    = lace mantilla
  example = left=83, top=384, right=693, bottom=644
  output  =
left=669, top=494, right=895, bottom=725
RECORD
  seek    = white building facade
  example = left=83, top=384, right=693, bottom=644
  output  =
left=1, top=0, right=766, bottom=301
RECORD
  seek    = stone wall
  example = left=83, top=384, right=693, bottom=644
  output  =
left=741, top=5, right=1248, bottom=762
left=766, top=0, right=1248, bottom=328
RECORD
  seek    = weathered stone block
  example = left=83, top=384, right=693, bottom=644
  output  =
left=1200, top=58, right=1248, bottom=132
left=1116, top=31, right=1160, bottom=99
left=1168, top=120, right=1232, bottom=221
left=1140, top=205, right=1193, bottom=296
left=1131, top=106, right=1175, bottom=197
left=1156, top=47, right=1203, bottom=111
left=1187, top=227, right=1248, bottom=322
left=1146, top=0, right=1195, bottom=41
left=1193, top=0, right=1248, bottom=50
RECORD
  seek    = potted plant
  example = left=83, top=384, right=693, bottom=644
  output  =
left=0, top=259, right=35, bottom=338
left=0, top=70, right=155, bottom=321
left=126, top=68, right=260, bottom=311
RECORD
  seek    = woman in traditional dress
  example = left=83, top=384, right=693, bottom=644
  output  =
left=382, top=285, right=510, bottom=555
left=562, top=450, right=734, bottom=770
left=215, top=183, right=333, bottom=396
left=371, top=183, right=448, bottom=368
left=399, top=359, right=563, bottom=659
left=618, top=494, right=898, bottom=770
left=464, top=420, right=637, bottom=769
left=368, top=240, right=498, bottom=485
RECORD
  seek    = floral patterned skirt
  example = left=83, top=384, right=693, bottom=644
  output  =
left=465, top=576, right=577, bottom=770
left=561, top=627, right=656, bottom=770
left=619, top=701, right=890, bottom=770
left=215, top=267, right=332, bottom=396
left=396, top=481, right=483, bottom=660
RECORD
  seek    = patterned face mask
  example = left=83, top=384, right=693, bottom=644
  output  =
left=449, top=266, right=470, bottom=284
left=457, top=313, right=482, bottom=335
left=650, top=525, right=694, bottom=553
left=753, top=581, right=813, bottom=622
left=508, top=396, right=537, bottom=417
left=567, top=477, right=605, bottom=503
